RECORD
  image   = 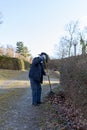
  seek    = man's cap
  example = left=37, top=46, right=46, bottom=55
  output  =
left=39, top=52, right=49, bottom=62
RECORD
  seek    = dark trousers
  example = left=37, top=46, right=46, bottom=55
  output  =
left=30, top=78, right=42, bottom=105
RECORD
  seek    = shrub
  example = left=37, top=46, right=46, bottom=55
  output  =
left=49, top=55, right=87, bottom=119
left=0, top=55, right=30, bottom=70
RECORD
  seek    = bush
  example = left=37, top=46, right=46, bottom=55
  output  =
left=60, top=56, right=87, bottom=118
left=49, top=55, right=87, bottom=119
left=0, top=55, right=30, bottom=70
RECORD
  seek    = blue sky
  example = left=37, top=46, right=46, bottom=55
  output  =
left=0, top=0, right=87, bottom=57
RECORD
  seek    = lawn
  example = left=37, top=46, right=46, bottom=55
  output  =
left=0, top=69, right=23, bottom=79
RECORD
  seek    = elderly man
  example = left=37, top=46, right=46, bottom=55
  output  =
left=29, top=52, right=49, bottom=106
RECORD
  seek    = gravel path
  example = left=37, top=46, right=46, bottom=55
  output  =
left=0, top=71, right=59, bottom=130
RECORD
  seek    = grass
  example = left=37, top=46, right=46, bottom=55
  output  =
left=0, top=69, right=23, bottom=80
left=6, top=81, right=29, bottom=89
left=39, top=95, right=61, bottom=130
left=0, top=69, right=26, bottom=85
left=0, top=88, right=27, bottom=126
left=0, top=89, right=22, bottom=107
left=0, top=69, right=29, bottom=126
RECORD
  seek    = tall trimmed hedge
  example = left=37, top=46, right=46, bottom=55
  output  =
left=0, top=55, right=30, bottom=70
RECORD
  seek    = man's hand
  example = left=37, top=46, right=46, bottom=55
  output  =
left=46, top=73, right=49, bottom=76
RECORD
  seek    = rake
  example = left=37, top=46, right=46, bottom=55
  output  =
left=45, top=63, right=55, bottom=95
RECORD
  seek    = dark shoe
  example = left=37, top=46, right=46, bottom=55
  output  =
left=32, top=103, right=39, bottom=106
left=37, top=102, right=42, bottom=104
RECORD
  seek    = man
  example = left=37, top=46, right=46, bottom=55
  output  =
left=29, top=52, right=49, bottom=106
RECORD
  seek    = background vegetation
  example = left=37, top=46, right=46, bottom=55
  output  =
left=48, top=54, right=87, bottom=119
left=0, top=40, right=31, bottom=70
left=0, top=55, right=30, bottom=70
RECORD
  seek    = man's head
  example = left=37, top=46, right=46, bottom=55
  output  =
left=39, top=52, right=49, bottom=63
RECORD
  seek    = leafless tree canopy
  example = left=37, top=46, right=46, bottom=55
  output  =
left=55, top=20, right=81, bottom=59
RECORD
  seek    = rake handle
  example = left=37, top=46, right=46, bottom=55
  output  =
left=45, top=62, right=52, bottom=91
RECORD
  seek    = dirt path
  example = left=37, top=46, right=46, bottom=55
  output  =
left=0, top=71, right=59, bottom=130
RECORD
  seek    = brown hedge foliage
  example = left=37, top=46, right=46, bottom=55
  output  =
left=48, top=55, right=87, bottom=119
left=0, top=55, right=30, bottom=70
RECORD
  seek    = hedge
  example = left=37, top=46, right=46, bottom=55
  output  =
left=0, top=55, right=30, bottom=70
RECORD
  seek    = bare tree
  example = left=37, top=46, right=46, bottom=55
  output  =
left=54, top=37, right=69, bottom=59
left=65, top=20, right=79, bottom=56
left=80, top=33, right=87, bottom=55
left=55, top=21, right=79, bottom=59
left=6, top=45, right=14, bottom=57
left=0, top=45, right=4, bottom=55
left=73, top=40, right=78, bottom=56
left=59, top=36, right=69, bottom=58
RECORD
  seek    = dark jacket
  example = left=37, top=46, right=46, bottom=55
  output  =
left=29, top=57, right=46, bottom=83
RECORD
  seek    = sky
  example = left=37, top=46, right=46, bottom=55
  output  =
left=0, top=0, right=87, bottom=57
